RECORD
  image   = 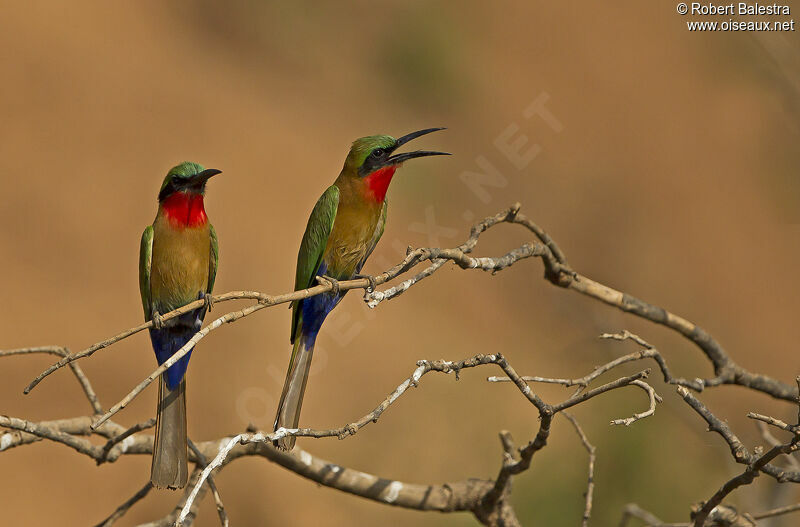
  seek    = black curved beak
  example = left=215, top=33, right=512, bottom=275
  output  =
left=194, top=168, right=222, bottom=183
left=186, top=168, right=222, bottom=191
left=388, top=128, right=450, bottom=164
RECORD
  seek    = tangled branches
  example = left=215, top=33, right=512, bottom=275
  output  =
left=2, top=204, right=799, bottom=526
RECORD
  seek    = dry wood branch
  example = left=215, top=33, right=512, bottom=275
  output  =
left=748, top=413, right=798, bottom=433
left=564, top=413, right=596, bottom=527
left=1, top=348, right=653, bottom=527
left=99, top=418, right=156, bottom=463
left=610, top=380, right=661, bottom=426
left=93, top=482, right=153, bottom=527
left=756, top=421, right=800, bottom=472
left=90, top=302, right=269, bottom=429
left=3, top=204, right=797, bottom=526
left=178, top=352, right=652, bottom=524
left=677, top=387, right=800, bottom=483
left=753, top=502, right=800, bottom=520
left=187, top=439, right=229, bottom=527
left=618, top=503, right=665, bottom=526
left=488, top=331, right=703, bottom=392
left=692, top=439, right=800, bottom=527
left=2, top=346, right=103, bottom=413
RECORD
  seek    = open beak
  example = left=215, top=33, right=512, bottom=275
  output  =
left=387, top=128, right=450, bottom=165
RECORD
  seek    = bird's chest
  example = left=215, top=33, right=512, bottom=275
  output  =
left=150, top=221, right=210, bottom=310
left=324, top=204, right=382, bottom=277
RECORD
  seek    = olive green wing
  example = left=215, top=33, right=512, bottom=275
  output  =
left=290, top=185, right=339, bottom=343
left=139, top=225, right=154, bottom=321
left=359, top=199, right=387, bottom=270
left=207, top=224, right=219, bottom=295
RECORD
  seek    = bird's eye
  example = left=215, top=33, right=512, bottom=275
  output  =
left=371, top=148, right=385, bottom=158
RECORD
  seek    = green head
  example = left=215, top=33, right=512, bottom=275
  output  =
left=344, top=128, right=450, bottom=177
left=158, top=162, right=222, bottom=201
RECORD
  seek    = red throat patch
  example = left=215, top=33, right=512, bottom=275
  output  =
left=363, top=166, right=397, bottom=202
left=161, top=192, right=208, bottom=228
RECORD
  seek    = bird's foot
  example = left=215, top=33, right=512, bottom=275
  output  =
left=316, top=275, right=341, bottom=296
left=151, top=311, right=164, bottom=330
left=203, top=292, right=214, bottom=312
left=353, top=273, right=377, bottom=293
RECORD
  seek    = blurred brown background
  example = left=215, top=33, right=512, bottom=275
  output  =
left=2, top=1, right=799, bottom=525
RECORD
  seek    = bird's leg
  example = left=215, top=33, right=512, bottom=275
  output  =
left=151, top=310, right=164, bottom=330
left=353, top=273, right=377, bottom=293
left=316, top=275, right=340, bottom=296
left=202, top=292, right=214, bottom=312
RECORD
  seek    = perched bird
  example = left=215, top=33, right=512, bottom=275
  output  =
left=274, top=128, right=449, bottom=450
left=139, top=162, right=221, bottom=489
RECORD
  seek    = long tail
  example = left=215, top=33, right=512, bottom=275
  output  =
left=151, top=376, right=188, bottom=489
left=274, top=333, right=314, bottom=450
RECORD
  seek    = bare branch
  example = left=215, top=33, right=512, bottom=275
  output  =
left=748, top=412, right=798, bottom=433
left=692, top=439, right=800, bottom=527
left=0, top=415, right=101, bottom=457
left=618, top=503, right=665, bottom=526
left=2, top=346, right=102, bottom=414
left=187, top=439, right=229, bottom=527
left=610, top=380, right=661, bottom=427
left=677, top=386, right=800, bottom=484
left=4, top=204, right=797, bottom=525
left=93, top=482, right=153, bottom=527
left=99, top=418, right=156, bottom=463
left=753, top=502, right=800, bottom=521
left=563, top=413, right=596, bottom=527
left=91, top=302, right=268, bottom=429
left=488, top=330, right=705, bottom=393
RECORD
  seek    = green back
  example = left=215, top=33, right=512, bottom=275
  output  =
left=139, top=226, right=155, bottom=319
left=290, top=185, right=339, bottom=343
left=208, top=224, right=219, bottom=295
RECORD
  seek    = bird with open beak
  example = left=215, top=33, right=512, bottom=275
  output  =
left=274, top=128, right=450, bottom=450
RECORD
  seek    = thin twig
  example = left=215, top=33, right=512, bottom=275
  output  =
left=3, top=204, right=797, bottom=526
left=99, top=418, right=156, bottom=463
left=93, top=482, right=153, bottom=527
left=610, top=380, right=662, bottom=426
left=753, top=502, right=800, bottom=520
left=747, top=413, right=798, bottom=433
left=488, top=330, right=704, bottom=393
left=563, top=413, right=596, bottom=527
left=677, top=387, right=800, bottom=483
left=187, top=439, right=229, bottom=527
left=177, top=352, right=654, bottom=525
left=692, top=439, right=800, bottom=527
left=618, top=503, right=665, bottom=526
left=90, top=302, right=269, bottom=429
left=2, top=346, right=103, bottom=413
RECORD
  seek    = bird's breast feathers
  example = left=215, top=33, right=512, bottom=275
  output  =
left=322, top=202, right=383, bottom=277
left=149, top=216, right=211, bottom=311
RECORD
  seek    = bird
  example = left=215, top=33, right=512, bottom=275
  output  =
left=274, top=128, right=449, bottom=450
left=139, top=161, right=221, bottom=489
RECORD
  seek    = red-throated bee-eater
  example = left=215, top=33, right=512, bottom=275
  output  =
left=139, top=162, right=221, bottom=488
left=274, top=128, right=449, bottom=450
